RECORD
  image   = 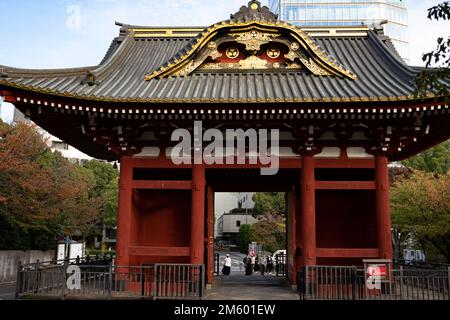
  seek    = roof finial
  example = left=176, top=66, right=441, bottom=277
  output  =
left=230, top=1, right=278, bottom=21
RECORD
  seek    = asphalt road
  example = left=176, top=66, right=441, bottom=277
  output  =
left=216, top=251, right=247, bottom=273
left=0, top=284, right=15, bottom=300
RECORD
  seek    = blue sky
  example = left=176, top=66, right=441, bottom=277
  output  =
left=0, top=0, right=448, bottom=122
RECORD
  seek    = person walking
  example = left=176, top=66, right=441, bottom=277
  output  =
left=267, top=256, right=274, bottom=274
left=245, top=255, right=253, bottom=276
left=222, top=254, right=231, bottom=275
left=260, top=256, right=267, bottom=276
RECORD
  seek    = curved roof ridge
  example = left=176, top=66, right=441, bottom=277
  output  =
left=99, top=36, right=124, bottom=66
left=146, top=18, right=357, bottom=81
left=367, top=31, right=417, bottom=77
left=115, top=21, right=204, bottom=31
left=0, top=64, right=95, bottom=79
left=90, top=32, right=135, bottom=79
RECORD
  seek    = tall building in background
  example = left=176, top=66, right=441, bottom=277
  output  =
left=269, top=0, right=409, bottom=62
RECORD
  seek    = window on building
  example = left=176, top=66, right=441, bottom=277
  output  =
left=51, top=141, right=69, bottom=150
left=236, top=220, right=241, bottom=227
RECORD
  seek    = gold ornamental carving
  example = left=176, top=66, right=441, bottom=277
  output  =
left=267, top=47, right=281, bottom=59
left=290, top=42, right=300, bottom=51
left=239, top=55, right=268, bottom=69
left=229, top=30, right=280, bottom=51
left=226, top=47, right=240, bottom=59
left=298, top=52, right=332, bottom=76
left=172, top=60, right=202, bottom=77
left=208, top=41, right=217, bottom=50
left=250, top=2, right=259, bottom=10
left=284, top=50, right=297, bottom=62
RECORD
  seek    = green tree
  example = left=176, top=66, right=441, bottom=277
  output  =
left=391, top=170, right=450, bottom=262
left=250, top=221, right=286, bottom=253
left=416, top=1, right=450, bottom=100
left=82, top=160, right=119, bottom=230
left=103, top=176, right=119, bottom=227
left=252, top=192, right=286, bottom=218
left=83, top=160, right=118, bottom=198
left=237, top=224, right=253, bottom=254
left=402, top=141, right=450, bottom=174
left=0, top=120, right=104, bottom=249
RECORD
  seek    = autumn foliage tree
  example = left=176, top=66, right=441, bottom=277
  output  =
left=250, top=192, right=286, bottom=253
left=391, top=170, right=450, bottom=263
left=0, top=120, right=107, bottom=250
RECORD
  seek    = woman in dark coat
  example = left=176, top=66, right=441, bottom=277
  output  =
left=244, top=255, right=253, bottom=275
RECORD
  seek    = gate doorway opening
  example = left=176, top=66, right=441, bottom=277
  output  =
left=214, top=192, right=287, bottom=278
left=205, top=169, right=298, bottom=289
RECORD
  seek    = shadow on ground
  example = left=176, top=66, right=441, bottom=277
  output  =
left=205, top=275, right=299, bottom=300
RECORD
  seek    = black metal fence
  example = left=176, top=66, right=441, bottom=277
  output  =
left=275, top=253, right=287, bottom=277
left=298, top=265, right=450, bottom=300
left=16, top=261, right=204, bottom=300
left=214, top=253, right=220, bottom=276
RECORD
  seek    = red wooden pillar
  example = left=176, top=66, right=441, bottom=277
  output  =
left=206, top=186, right=214, bottom=284
left=288, top=188, right=297, bottom=284
left=375, top=156, right=393, bottom=260
left=301, top=156, right=317, bottom=265
left=191, top=164, right=206, bottom=265
left=116, top=156, right=133, bottom=267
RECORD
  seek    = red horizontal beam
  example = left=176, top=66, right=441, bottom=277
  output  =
left=315, top=159, right=375, bottom=169
left=317, top=248, right=379, bottom=258
left=132, top=180, right=191, bottom=190
left=129, top=157, right=375, bottom=169
left=130, top=157, right=190, bottom=169
left=315, top=181, right=376, bottom=190
left=0, top=91, right=17, bottom=103
left=129, top=246, right=190, bottom=257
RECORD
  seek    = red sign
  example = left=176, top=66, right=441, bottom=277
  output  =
left=249, top=250, right=256, bottom=257
left=367, top=265, right=387, bottom=277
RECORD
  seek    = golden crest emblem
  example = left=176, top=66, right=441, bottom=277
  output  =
left=226, top=47, right=240, bottom=59
left=267, top=48, right=281, bottom=59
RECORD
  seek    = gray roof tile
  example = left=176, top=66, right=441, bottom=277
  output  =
left=0, top=29, right=446, bottom=103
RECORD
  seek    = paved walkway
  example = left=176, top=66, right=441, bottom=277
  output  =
left=205, top=275, right=299, bottom=300
left=0, top=284, right=15, bottom=300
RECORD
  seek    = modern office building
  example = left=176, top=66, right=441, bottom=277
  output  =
left=217, top=211, right=259, bottom=246
left=269, top=0, right=409, bottom=61
left=238, top=192, right=255, bottom=210
left=214, top=193, right=239, bottom=236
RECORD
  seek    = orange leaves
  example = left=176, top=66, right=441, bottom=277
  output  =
left=391, top=169, right=450, bottom=260
left=0, top=120, right=102, bottom=240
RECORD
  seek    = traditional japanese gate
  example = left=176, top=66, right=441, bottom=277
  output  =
left=1, top=1, right=449, bottom=289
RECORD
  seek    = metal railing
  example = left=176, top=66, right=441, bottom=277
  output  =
left=214, top=253, right=220, bottom=276
left=298, top=265, right=450, bottom=300
left=275, top=253, right=287, bottom=277
left=16, top=262, right=204, bottom=300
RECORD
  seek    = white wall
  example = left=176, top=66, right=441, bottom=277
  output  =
left=214, top=193, right=239, bottom=237
left=219, top=214, right=258, bottom=234
left=0, top=251, right=55, bottom=284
